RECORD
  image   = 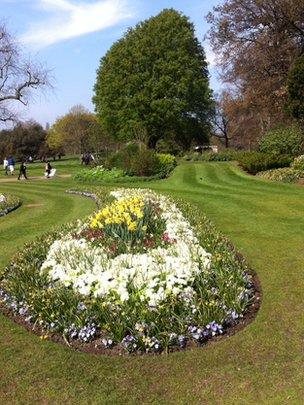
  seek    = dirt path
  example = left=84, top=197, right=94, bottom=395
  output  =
left=0, top=174, right=71, bottom=183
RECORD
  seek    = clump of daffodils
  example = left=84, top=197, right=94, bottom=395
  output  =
left=91, top=197, right=144, bottom=231
left=87, top=195, right=165, bottom=253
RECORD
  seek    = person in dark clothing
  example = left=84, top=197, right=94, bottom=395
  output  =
left=45, top=161, right=52, bottom=178
left=8, top=156, right=15, bottom=175
left=18, top=161, right=28, bottom=180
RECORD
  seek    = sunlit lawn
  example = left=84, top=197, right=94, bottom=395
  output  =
left=0, top=160, right=304, bottom=403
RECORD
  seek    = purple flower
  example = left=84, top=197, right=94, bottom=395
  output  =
left=178, top=335, right=187, bottom=348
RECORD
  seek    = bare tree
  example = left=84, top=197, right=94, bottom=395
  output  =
left=206, top=0, right=304, bottom=138
left=212, top=91, right=232, bottom=148
left=0, top=23, right=50, bottom=123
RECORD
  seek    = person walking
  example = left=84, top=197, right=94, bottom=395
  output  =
left=8, top=156, right=15, bottom=175
left=18, top=161, right=28, bottom=180
left=45, top=161, right=52, bottom=178
left=3, top=157, right=9, bottom=175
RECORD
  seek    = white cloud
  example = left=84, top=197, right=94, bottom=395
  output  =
left=21, top=0, right=134, bottom=49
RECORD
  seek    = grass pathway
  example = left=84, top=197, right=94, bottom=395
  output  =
left=0, top=162, right=304, bottom=403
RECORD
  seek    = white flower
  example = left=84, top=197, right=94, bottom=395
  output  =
left=41, top=189, right=213, bottom=307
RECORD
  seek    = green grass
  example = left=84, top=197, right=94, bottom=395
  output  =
left=1, top=160, right=304, bottom=403
left=0, top=156, right=87, bottom=178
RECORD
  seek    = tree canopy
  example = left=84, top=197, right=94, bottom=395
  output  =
left=47, top=105, right=113, bottom=155
left=93, top=9, right=214, bottom=149
left=207, top=0, right=304, bottom=145
left=287, top=54, right=304, bottom=121
left=0, top=121, right=47, bottom=160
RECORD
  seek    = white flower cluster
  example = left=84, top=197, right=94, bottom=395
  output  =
left=41, top=189, right=212, bottom=307
left=0, top=194, right=6, bottom=203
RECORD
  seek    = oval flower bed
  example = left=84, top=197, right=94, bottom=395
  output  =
left=0, top=193, right=21, bottom=217
left=0, top=189, right=258, bottom=354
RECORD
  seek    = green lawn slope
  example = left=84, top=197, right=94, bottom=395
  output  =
left=0, top=161, right=303, bottom=403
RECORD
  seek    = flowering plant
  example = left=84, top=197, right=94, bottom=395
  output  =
left=74, top=166, right=127, bottom=182
left=0, top=193, right=21, bottom=216
left=292, top=155, right=304, bottom=171
left=257, top=167, right=304, bottom=183
left=0, top=188, right=255, bottom=354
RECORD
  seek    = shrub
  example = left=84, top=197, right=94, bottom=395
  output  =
left=156, top=153, right=177, bottom=177
left=105, top=144, right=177, bottom=178
left=238, top=152, right=292, bottom=175
left=128, top=148, right=160, bottom=177
left=183, top=149, right=245, bottom=162
left=257, top=167, right=304, bottom=183
left=259, top=124, right=304, bottom=157
left=105, top=143, right=140, bottom=174
left=291, top=154, right=304, bottom=171
left=74, top=166, right=126, bottom=182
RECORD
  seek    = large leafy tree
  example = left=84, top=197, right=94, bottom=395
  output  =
left=47, top=105, right=113, bottom=155
left=93, top=9, right=214, bottom=149
left=0, top=121, right=47, bottom=160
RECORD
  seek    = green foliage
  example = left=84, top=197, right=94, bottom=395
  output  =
left=155, top=139, right=183, bottom=156
left=105, top=143, right=139, bottom=174
left=47, top=106, right=112, bottom=155
left=183, top=149, right=294, bottom=175
left=129, top=148, right=160, bottom=177
left=259, top=124, right=304, bottom=157
left=257, top=167, right=304, bottom=183
left=238, top=152, right=292, bottom=175
left=291, top=154, right=304, bottom=171
left=74, top=166, right=126, bottom=183
left=105, top=144, right=176, bottom=178
left=0, top=121, right=47, bottom=161
left=287, top=54, right=304, bottom=120
left=93, top=9, right=214, bottom=149
left=156, top=153, right=177, bottom=177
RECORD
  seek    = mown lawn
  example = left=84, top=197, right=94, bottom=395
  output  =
left=0, top=161, right=304, bottom=403
left=0, top=156, right=84, bottom=179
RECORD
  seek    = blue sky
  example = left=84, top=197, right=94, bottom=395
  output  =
left=1, top=0, right=221, bottom=127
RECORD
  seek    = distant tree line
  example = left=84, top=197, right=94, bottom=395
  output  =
left=0, top=105, right=119, bottom=162
left=0, top=121, right=52, bottom=161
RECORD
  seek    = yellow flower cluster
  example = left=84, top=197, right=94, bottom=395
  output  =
left=90, top=197, right=145, bottom=232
